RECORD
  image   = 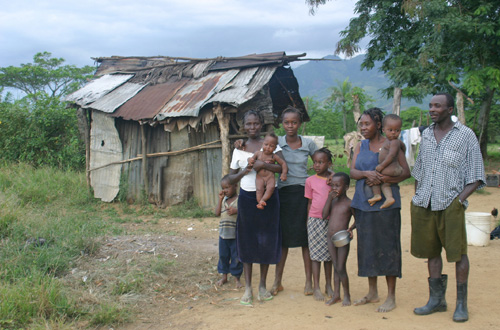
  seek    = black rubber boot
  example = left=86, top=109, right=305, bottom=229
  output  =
left=414, top=274, right=448, bottom=315
left=453, top=281, right=468, bottom=322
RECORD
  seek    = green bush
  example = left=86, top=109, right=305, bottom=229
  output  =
left=0, top=93, right=85, bottom=170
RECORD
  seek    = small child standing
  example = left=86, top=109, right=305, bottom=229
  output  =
left=368, top=114, right=407, bottom=208
left=247, top=132, right=288, bottom=209
left=322, top=172, right=355, bottom=307
left=305, top=147, right=334, bottom=301
left=214, top=175, right=243, bottom=288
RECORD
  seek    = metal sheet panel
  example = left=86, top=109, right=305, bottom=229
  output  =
left=64, top=74, right=133, bottom=106
left=155, top=70, right=239, bottom=120
left=89, top=111, right=122, bottom=202
left=86, top=82, right=147, bottom=113
left=205, top=66, right=276, bottom=106
left=112, top=79, right=189, bottom=121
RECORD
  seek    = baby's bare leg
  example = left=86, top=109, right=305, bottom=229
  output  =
left=337, top=244, right=351, bottom=306
left=368, top=185, right=382, bottom=206
left=255, top=175, right=265, bottom=209
left=257, top=176, right=275, bottom=209
left=380, top=183, right=395, bottom=209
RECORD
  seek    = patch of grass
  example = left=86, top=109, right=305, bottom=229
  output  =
left=167, top=198, right=214, bottom=218
left=89, top=302, right=132, bottom=326
left=150, top=256, right=175, bottom=275
left=111, top=273, right=144, bottom=295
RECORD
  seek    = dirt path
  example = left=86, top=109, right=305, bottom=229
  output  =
left=120, top=185, right=500, bottom=330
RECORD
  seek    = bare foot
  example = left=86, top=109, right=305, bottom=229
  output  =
left=304, top=281, right=313, bottom=296
left=240, top=288, right=253, bottom=305
left=271, top=282, right=284, bottom=296
left=325, top=285, right=334, bottom=298
left=235, top=278, right=243, bottom=289
left=368, top=194, right=382, bottom=206
left=377, top=297, right=396, bottom=312
left=313, top=288, right=324, bottom=301
left=216, top=274, right=228, bottom=286
left=342, top=295, right=352, bottom=306
left=325, top=295, right=341, bottom=306
left=380, top=197, right=395, bottom=209
left=216, top=277, right=227, bottom=286
left=353, top=295, right=380, bottom=306
left=258, top=287, right=273, bottom=301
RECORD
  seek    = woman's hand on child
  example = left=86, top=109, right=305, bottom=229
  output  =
left=365, top=170, right=382, bottom=186
left=252, top=159, right=266, bottom=171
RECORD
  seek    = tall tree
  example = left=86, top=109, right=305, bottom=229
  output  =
left=0, top=52, right=95, bottom=100
left=307, top=0, right=500, bottom=157
left=327, top=78, right=353, bottom=132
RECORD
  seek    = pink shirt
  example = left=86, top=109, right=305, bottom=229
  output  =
left=304, top=175, right=331, bottom=219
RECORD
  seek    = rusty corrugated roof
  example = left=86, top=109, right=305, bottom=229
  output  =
left=64, top=74, right=133, bottom=106
left=68, top=52, right=306, bottom=123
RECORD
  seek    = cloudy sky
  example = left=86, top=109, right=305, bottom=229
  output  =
left=1, top=0, right=359, bottom=68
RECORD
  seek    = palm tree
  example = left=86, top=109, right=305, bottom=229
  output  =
left=327, top=78, right=352, bottom=132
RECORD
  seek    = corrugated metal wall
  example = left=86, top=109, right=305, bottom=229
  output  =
left=115, top=117, right=221, bottom=208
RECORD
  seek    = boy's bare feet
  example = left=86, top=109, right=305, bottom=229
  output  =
left=353, top=294, right=380, bottom=306
left=325, top=285, right=334, bottom=298
left=216, top=276, right=228, bottom=286
left=240, top=288, right=253, bottom=305
left=270, top=282, right=283, bottom=296
left=235, top=277, right=243, bottom=289
left=257, top=287, right=273, bottom=301
left=325, top=294, right=341, bottom=306
left=304, top=281, right=313, bottom=296
left=367, top=194, right=382, bottom=206
left=377, top=297, right=396, bottom=312
left=313, top=288, right=324, bottom=301
left=342, top=295, right=351, bottom=307
left=380, top=197, right=395, bottom=209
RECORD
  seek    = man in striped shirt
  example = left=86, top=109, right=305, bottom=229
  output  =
left=410, top=93, right=485, bottom=323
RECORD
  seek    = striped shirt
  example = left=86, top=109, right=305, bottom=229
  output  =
left=412, top=121, right=485, bottom=211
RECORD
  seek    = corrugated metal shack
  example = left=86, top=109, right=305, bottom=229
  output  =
left=65, top=52, right=309, bottom=208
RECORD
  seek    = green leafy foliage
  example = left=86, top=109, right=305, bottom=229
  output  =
left=0, top=92, right=85, bottom=170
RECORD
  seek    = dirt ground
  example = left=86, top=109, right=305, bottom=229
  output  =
left=101, top=185, right=500, bottom=330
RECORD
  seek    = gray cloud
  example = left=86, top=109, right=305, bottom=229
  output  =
left=1, top=0, right=357, bottom=67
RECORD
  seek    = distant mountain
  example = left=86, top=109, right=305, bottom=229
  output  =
left=293, top=54, right=429, bottom=111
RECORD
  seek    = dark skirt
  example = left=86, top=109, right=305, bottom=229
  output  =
left=236, top=188, right=282, bottom=264
left=278, top=185, right=309, bottom=248
left=354, top=208, right=402, bottom=278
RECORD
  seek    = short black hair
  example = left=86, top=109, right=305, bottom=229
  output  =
left=383, top=114, right=402, bottom=126
left=243, top=110, right=263, bottom=124
left=358, top=107, right=384, bottom=134
left=281, top=105, right=303, bottom=123
left=435, top=93, right=455, bottom=109
left=265, top=132, right=278, bottom=142
left=313, top=147, right=333, bottom=162
left=220, top=174, right=232, bottom=185
left=332, top=171, right=350, bottom=186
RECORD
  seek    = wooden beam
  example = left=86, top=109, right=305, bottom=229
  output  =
left=392, top=87, right=402, bottom=115
left=141, top=124, right=149, bottom=199
left=214, top=103, right=231, bottom=176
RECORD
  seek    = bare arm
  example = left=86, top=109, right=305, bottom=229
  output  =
left=227, top=168, right=250, bottom=185
left=349, top=142, right=382, bottom=186
left=273, top=154, right=288, bottom=181
left=376, top=140, right=400, bottom=172
left=380, top=146, right=411, bottom=184
left=253, top=154, right=283, bottom=173
left=214, top=191, right=224, bottom=216
left=322, top=190, right=337, bottom=220
left=458, top=181, right=481, bottom=203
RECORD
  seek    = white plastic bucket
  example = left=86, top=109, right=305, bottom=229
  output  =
left=465, top=212, right=491, bottom=247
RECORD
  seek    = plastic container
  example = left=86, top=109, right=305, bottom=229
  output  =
left=465, top=212, right=492, bottom=247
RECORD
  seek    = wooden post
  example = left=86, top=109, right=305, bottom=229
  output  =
left=352, top=94, right=361, bottom=123
left=141, top=123, right=149, bottom=199
left=392, top=87, right=402, bottom=115
left=456, top=92, right=466, bottom=124
left=76, top=108, right=91, bottom=190
left=214, top=103, right=231, bottom=176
